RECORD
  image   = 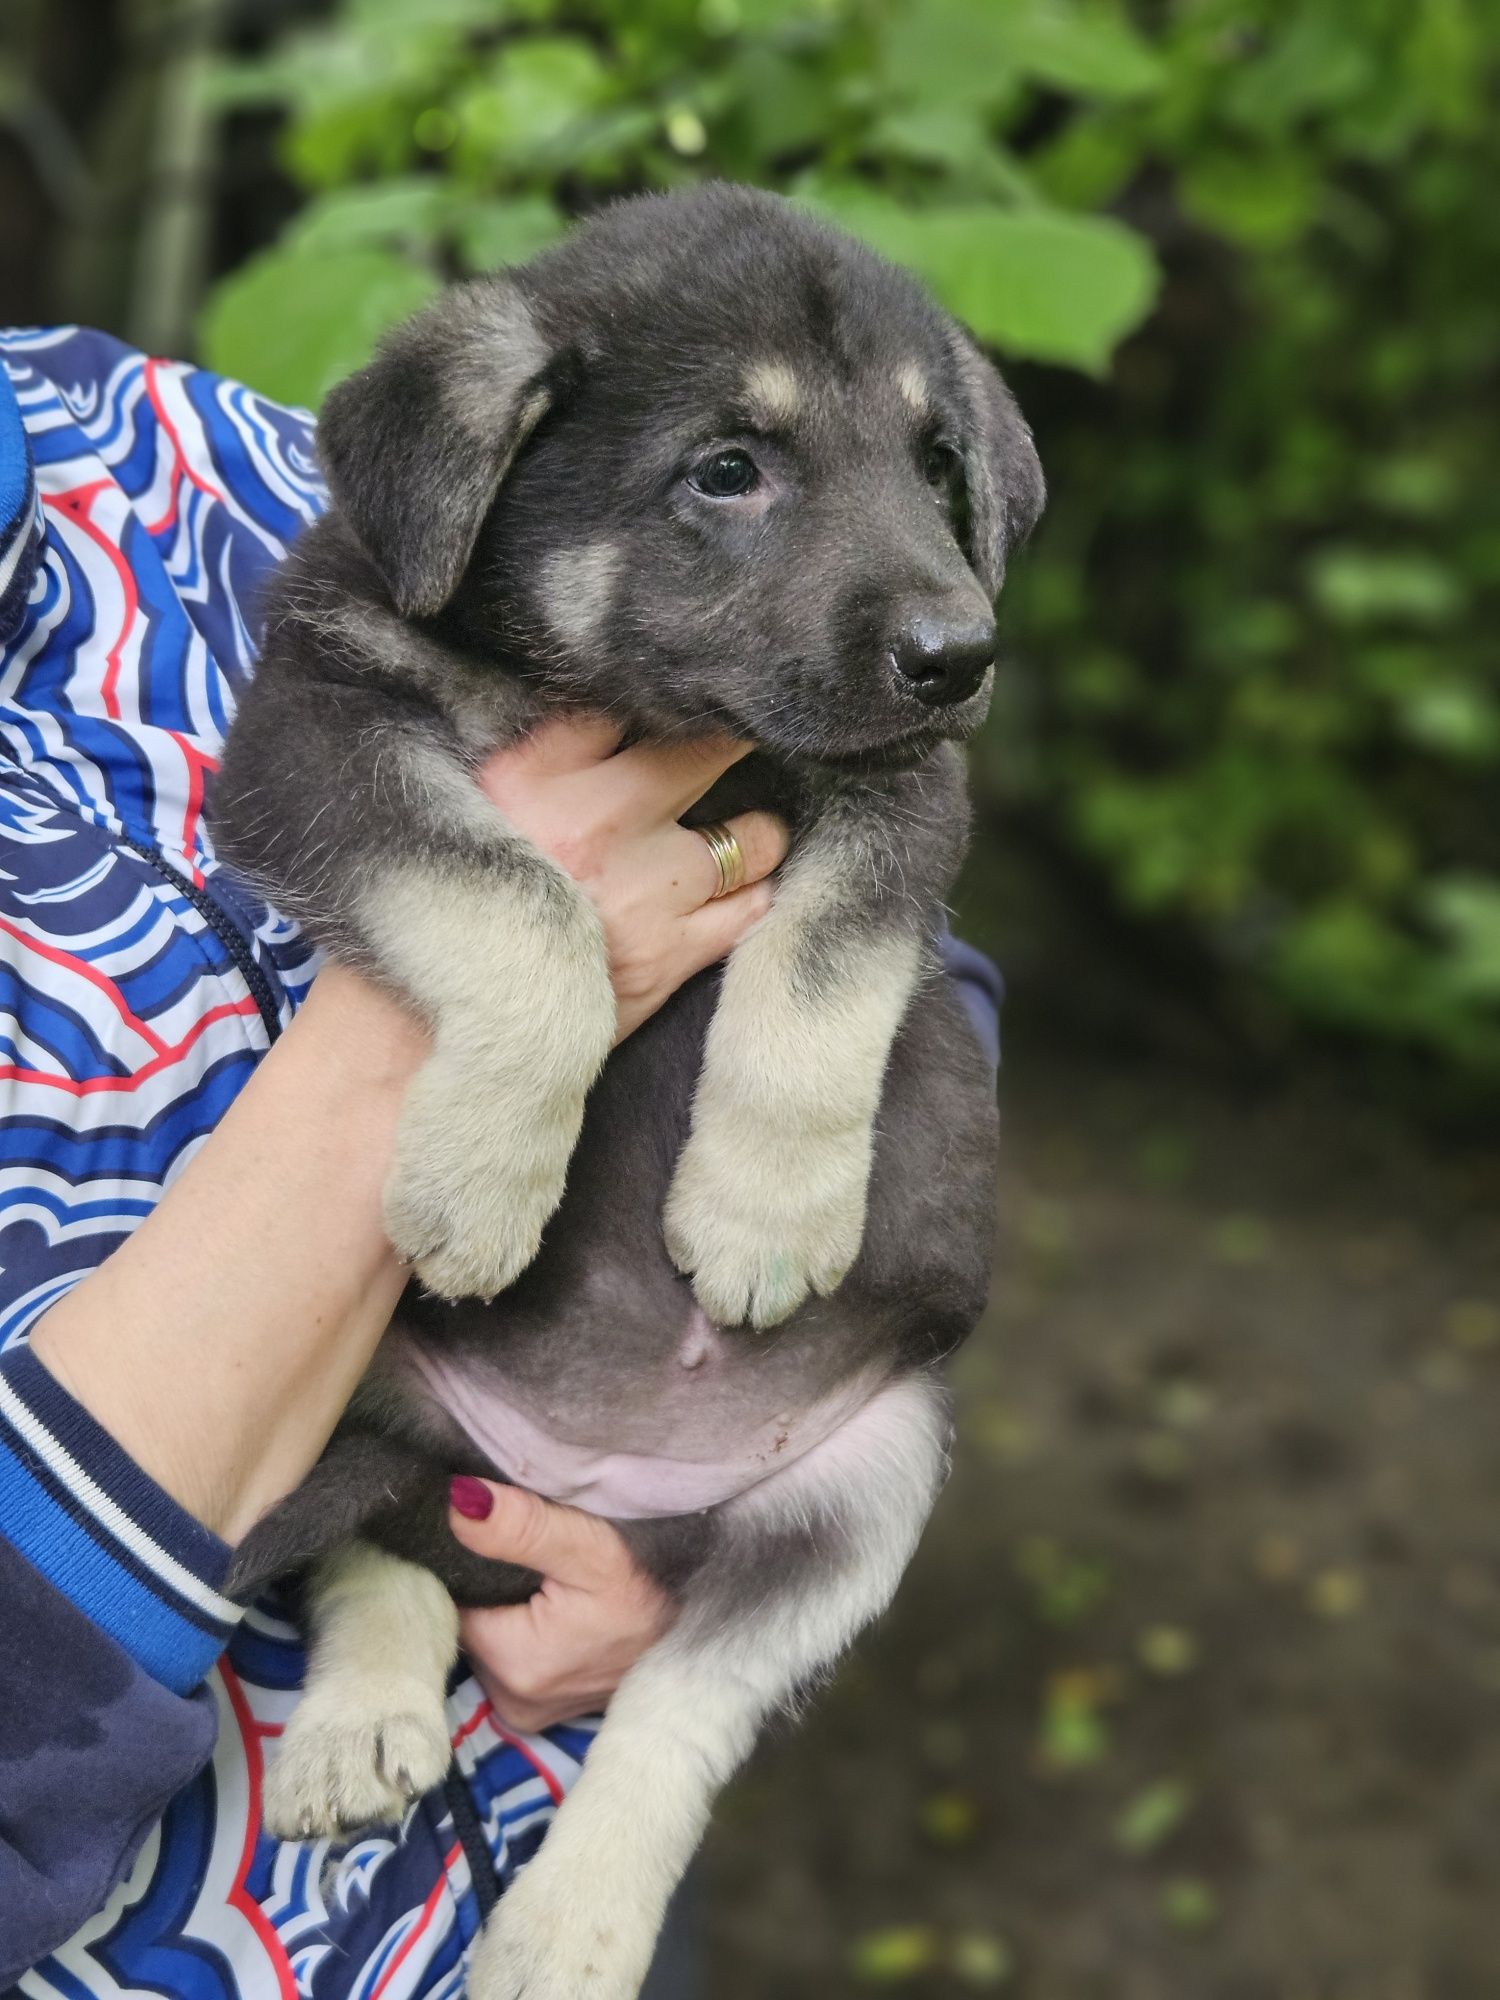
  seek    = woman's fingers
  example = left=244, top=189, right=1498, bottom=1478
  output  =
left=608, top=733, right=753, bottom=819
left=679, top=810, right=789, bottom=910
left=515, top=711, right=626, bottom=774
left=477, top=712, right=624, bottom=802
left=449, top=1478, right=621, bottom=1590
left=677, top=880, right=776, bottom=978
left=467, top=719, right=784, bottom=1040
left=449, top=1480, right=675, bottom=1732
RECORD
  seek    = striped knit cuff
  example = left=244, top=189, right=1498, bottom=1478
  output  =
left=0, top=356, right=41, bottom=645
left=0, top=1344, right=240, bottom=1694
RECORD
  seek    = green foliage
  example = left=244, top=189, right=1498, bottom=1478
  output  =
left=200, top=245, right=440, bottom=408
left=985, top=0, right=1500, bottom=1085
left=199, top=0, right=1168, bottom=401
left=199, top=0, right=1500, bottom=1087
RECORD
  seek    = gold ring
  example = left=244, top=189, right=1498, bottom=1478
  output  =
left=696, top=821, right=747, bottom=900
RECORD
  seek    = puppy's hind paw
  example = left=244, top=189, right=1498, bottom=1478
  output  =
left=262, top=1697, right=452, bottom=1843
left=383, top=1051, right=584, bottom=1301
left=467, top=1858, right=659, bottom=2000
left=663, top=1120, right=869, bottom=1329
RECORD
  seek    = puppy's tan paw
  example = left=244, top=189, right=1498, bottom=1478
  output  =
left=467, top=1857, right=658, bottom=2000
left=263, top=1696, right=451, bottom=1842
left=383, top=1051, right=583, bottom=1301
left=663, top=1117, right=869, bottom=1328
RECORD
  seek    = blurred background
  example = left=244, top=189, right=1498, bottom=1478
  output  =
left=5, top=1, right=1498, bottom=1993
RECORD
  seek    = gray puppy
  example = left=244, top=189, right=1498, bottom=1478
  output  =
left=215, top=184, right=1042, bottom=2000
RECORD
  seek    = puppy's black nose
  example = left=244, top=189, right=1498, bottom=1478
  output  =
left=890, top=611, right=996, bottom=707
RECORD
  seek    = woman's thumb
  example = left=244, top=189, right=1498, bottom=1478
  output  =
left=448, top=1478, right=612, bottom=1584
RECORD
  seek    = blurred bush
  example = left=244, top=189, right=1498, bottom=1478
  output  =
left=197, top=0, right=1500, bottom=1089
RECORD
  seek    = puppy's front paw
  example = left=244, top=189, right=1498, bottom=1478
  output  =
left=663, top=1112, right=871, bottom=1329
left=384, top=1051, right=584, bottom=1301
left=468, top=1855, right=659, bottom=2000
left=262, top=1692, right=452, bottom=1842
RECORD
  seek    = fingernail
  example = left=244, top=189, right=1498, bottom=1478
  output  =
left=450, top=1476, right=494, bottom=1520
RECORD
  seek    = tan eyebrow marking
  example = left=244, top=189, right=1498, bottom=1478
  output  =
left=741, top=362, right=801, bottom=428
left=897, top=363, right=930, bottom=415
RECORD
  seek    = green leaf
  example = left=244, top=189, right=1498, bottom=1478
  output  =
left=1114, top=1778, right=1194, bottom=1856
left=878, top=0, right=1022, bottom=112
left=802, top=189, right=1159, bottom=370
left=204, top=51, right=314, bottom=111
left=878, top=0, right=1160, bottom=112
left=949, top=1931, right=1015, bottom=1987
left=1029, top=111, right=1143, bottom=209
left=1039, top=1669, right=1112, bottom=1769
left=349, top=0, right=510, bottom=28
left=1161, top=1878, right=1220, bottom=1932
left=868, top=107, right=1040, bottom=204
left=1306, top=545, right=1466, bottom=626
left=849, top=1926, right=939, bottom=1982
left=1223, top=12, right=1376, bottom=134
left=285, top=85, right=430, bottom=190
left=918, top=1789, right=980, bottom=1845
left=1361, top=453, right=1461, bottom=518
left=1181, top=148, right=1320, bottom=248
left=452, top=36, right=612, bottom=173
left=454, top=194, right=569, bottom=270
left=1015, top=1536, right=1111, bottom=1625
left=197, top=245, right=440, bottom=408
left=286, top=178, right=456, bottom=252
left=1426, top=876, right=1500, bottom=1001
left=726, top=48, right=839, bottom=159
left=1397, top=681, right=1500, bottom=760
left=1008, top=3, right=1165, bottom=101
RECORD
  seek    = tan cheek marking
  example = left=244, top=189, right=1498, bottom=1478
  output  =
left=897, top=363, right=930, bottom=415
left=742, top=362, right=801, bottom=427
left=538, top=541, right=622, bottom=650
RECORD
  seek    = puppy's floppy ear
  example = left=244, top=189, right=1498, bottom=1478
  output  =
left=316, top=278, right=554, bottom=619
left=948, top=329, right=1045, bottom=599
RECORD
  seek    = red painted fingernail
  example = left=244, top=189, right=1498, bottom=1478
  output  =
left=450, top=1476, right=494, bottom=1520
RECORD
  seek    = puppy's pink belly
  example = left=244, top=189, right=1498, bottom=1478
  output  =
left=400, top=1342, right=880, bottom=1519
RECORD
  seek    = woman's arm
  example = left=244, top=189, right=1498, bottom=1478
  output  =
left=28, top=966, right=424, bottom=1539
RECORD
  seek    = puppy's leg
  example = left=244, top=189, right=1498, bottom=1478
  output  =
left=215, top=683, right=616, bottom=1301
left=469, top=1374, right=951, bottom=2000
left=263, top=1540, right=459, bottom=1841
left=666, top=757, right=966, bottom=1327
left=366, top=852, right=615, bottom=1301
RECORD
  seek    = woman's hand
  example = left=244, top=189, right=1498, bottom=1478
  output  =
left=479, top=714, right=788, bottom=1041
left=449, top=1477, right=672, bottom=1731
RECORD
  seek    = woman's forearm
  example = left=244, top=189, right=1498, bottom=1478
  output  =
left=30, top=968, right=427, bottom=1543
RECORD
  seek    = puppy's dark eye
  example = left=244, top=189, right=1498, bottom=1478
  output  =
left=924, top=441, right=961, bottom=492
left=690, top=449, right=760, bottom=499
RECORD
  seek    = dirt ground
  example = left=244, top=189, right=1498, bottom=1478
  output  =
left=699, top=1046, right=1500, bottom=2000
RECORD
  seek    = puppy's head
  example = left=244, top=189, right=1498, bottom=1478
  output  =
left=318, top=184, right=1044, bottom=767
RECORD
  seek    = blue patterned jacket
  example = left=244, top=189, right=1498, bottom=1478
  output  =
left=0, top=329, right=599, bottom=2000
left=0, top=327, right=1001, bottom=1997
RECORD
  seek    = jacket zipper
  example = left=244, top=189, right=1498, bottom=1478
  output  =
left=119, top=833, right=285, bottom=1046
left=443, top=1766, right=500, bottom=1921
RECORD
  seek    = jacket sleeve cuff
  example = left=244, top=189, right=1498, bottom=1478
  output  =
left=0, top=1343, right=240, bottom=1694
left=937, top=928, right=1003, bottom=1070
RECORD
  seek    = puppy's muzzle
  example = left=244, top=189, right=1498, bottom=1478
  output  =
left=890, top=610, right=996, bottom=709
